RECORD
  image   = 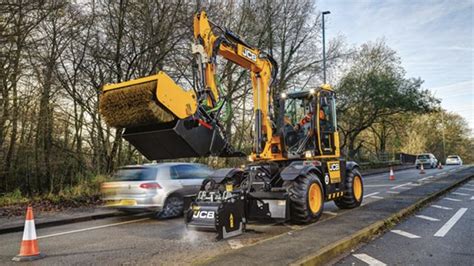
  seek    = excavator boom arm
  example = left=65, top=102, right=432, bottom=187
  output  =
left=192, top=11, right=279, bottom=160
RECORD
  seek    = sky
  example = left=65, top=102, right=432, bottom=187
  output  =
left=319, top=0, right=473, bottom=131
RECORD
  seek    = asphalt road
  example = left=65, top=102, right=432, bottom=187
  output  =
left=0, top=165, right=469, bottom=265
left=336, top=177, right=474, bottom=266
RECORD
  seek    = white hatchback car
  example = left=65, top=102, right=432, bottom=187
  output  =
left=101, top=163, right=212, bottom=218
left=446, top=155, right=463, bottom=165
left=415, top=153, right=438, bottom=169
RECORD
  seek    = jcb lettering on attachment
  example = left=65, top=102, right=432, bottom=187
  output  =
left=193, top=211, right=215, bottom=219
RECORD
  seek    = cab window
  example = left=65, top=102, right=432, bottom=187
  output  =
left=284, top=97, right=312, bottom=127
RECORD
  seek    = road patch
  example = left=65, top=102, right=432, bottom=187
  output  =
left=227, top=239, right=244, bottom=249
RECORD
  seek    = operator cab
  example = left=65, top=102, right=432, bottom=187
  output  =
left=278, top=86, right=338, bottom=159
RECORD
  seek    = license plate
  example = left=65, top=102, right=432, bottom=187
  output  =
left=120, top=199, right=137, bottom=206
left=105, top=199, right=137, bottom=206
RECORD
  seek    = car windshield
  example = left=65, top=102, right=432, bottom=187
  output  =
left=417, top=155, right=430, bottom=159
left=112, top=167, right=158, bottom=181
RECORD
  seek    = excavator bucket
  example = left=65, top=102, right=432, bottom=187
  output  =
left=122, top=118, right=230, bottom=160
left=99, top=71, right=239, bottom=160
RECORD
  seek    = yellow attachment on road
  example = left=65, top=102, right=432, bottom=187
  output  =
left=100, top=72, right=198, bottom=128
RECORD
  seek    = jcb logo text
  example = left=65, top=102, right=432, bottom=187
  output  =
left=193, top=211, right=215, bottom=219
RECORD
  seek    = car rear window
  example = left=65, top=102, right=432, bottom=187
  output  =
left=417, top=155, right=429, bottom=159
left=447, top=156, right=458, bottom=159
left=170, top=164, right=211, bottom=179
left=112, top=167, right=158, bottom=181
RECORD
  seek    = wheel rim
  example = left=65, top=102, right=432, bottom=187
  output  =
left=308, top=183, right=322, bottom=214
left=353, top=175, right=362, bottom=201
left=164, top=197, right=183, bottom=216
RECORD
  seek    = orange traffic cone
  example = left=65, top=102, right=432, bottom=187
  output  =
left=438, top=162, right=443, bottom=169
left=389, top=167, right=395, bottom=181
left=12, top=206, right=45, bottom=261
left=419, top=164, right=426, bottom=174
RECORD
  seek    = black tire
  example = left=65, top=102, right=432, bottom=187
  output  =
left=156, top=195, right=184, bottom=219
left=287, top=173, right=324, bottom=224
left=335, top=168, right=364, bottom=209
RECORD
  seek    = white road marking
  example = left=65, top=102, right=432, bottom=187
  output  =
left=431, top=205, right=453, bottom=210
left=391, top=229, right=421, bottom=239
left=443, top=197, right=462, bottom=202
left=415, top=215, right=440, bottom=221
left=464, top=184, right=474, bottom=187
left=452, top=192, right=470, bottom=196
left=363, top=192, right=380, bottom=198
left=370, top=195, right=384, bottom=199
left=460, top=188, right=474, bottom=192
left=418, top=176, right=433, bottom=181
left=386, top=191, right=400, bottom=194
left=408, top=182, right=421, bottom=186
left=435, top=173, right=445, bottom=176
left=364, top=184, right=393, bottom=187
left=434, top=208, right=468, bottom=237
left=37, top=218, right=150, bottom=239
left=227, top=239, right=244, bottom=249
left=324, top=211, right=338, bottom=216
left=471, top=196, right=474, bottom=200
left=353, top=253, right=387, bottom=266
left=391, top=182, right=412, bottom=189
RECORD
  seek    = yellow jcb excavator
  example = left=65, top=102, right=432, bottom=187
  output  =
left=99, top=11, right=364, bottom=240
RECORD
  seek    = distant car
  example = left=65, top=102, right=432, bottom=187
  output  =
left=415, top=153, right=438, bottom=169
left=446, top=155, right=463, bottom=165
left=101, top=163, right=212, bottom=218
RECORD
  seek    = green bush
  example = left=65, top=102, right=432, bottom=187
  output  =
left=0, top=188, right=29, bottom=206
left=0, top=175, right=109, bottom=207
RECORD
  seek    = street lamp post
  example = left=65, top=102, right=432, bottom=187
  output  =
left=322, top=11, right=331, bottom=84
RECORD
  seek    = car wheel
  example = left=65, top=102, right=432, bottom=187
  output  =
left=156, top=196, right=184, bottom=219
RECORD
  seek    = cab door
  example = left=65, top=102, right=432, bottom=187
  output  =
left=317, top=91, right=337, bottom=156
